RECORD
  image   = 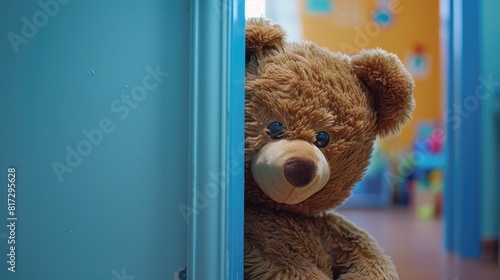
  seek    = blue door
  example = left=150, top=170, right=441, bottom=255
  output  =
left=0, top=0, right=244, bottom=279
left=443, top=0, right=500, bottom=261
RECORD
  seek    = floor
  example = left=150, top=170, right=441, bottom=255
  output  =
left=337, top=207, right=500, bottom=280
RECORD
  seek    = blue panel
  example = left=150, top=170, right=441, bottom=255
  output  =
left=457, top=0, right=482, bottom=258
left=453, top=0, right=482, bottom=259
left=0, top=0, right=189, bottom=278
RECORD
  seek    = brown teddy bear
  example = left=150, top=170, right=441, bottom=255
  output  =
left=244, top=18, right=415, bottom=280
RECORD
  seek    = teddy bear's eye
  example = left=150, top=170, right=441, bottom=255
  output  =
left=314, top=131, right=330, bottom=148
left=266, top=122, right=286, bottom=139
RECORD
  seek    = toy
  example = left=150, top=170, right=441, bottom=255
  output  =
left=410, top=123, right=445, bottom=219
left=244, top=18, right=415, bottom=280
left=342, top=140, right=393, bottom=208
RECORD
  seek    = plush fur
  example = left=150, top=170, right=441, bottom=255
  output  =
left=244, top=18, right=415, bottom=280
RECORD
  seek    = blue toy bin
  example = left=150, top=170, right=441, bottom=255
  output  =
left=341, top=141, right=392, bottom=208
left=341, top=170, right=392, bottom=208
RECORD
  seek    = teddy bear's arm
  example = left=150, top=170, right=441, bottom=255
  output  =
left=323, top=212, right=399, bottom=280
left=245, top=239, right=332, bottom=280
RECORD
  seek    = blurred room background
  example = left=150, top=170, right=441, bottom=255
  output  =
left=246, top=0, right=500, bottom=279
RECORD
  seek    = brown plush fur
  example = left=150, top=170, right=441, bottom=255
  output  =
left=244, top=18, right=415, bottom=280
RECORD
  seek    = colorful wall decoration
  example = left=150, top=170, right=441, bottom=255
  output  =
left=301, top=0, right=442, bottom=151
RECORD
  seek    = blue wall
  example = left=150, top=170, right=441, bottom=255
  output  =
left=480, top=0, right=500, bottom=241
left=0, top=0, right=245, bottom=278
left=445, top=0, right=500, bottom=261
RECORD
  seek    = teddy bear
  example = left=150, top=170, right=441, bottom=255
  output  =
left=244, top=18, right=415, bottom=280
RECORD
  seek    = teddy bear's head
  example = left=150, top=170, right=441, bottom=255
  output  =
left=244, top=18, right=415, bottom=215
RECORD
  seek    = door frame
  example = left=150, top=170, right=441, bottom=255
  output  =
left=443, top=0, right=482, bottom=259
left=187, top=0, right=245, bottom=279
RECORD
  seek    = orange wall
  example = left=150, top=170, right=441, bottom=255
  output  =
left=301, top=0, right=442, bottom=150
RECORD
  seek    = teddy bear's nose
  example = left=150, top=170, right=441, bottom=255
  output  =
left=284, top=157, right=317, bottom=187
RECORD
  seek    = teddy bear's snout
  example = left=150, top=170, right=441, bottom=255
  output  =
left=284, top=157, right=317, bottom=187
left=251, top=139, right=331, bottom=204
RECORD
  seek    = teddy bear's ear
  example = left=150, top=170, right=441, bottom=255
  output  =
left=246, top=18, right=286, bottom=62
left=352, top=48, right=416, bottom=138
